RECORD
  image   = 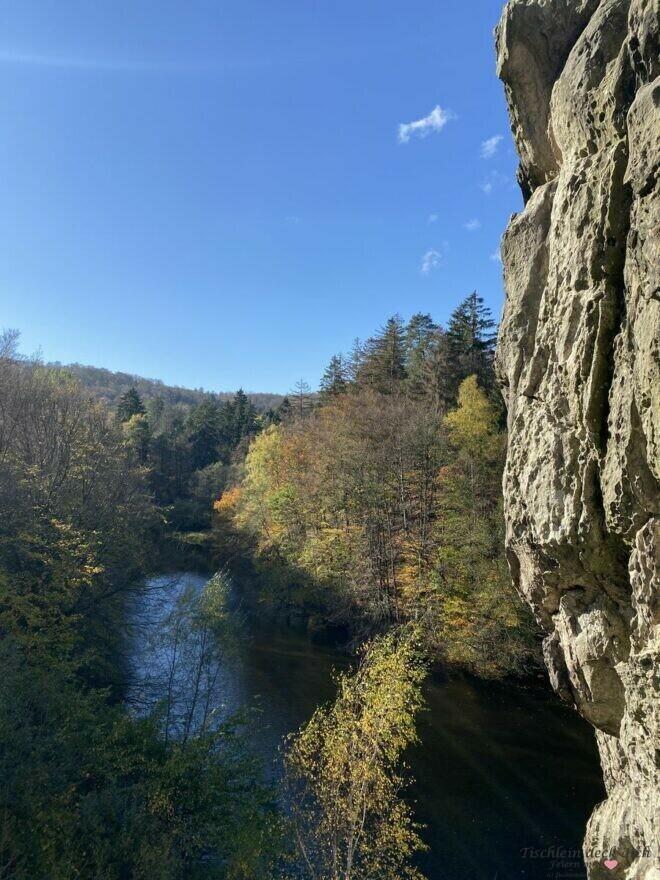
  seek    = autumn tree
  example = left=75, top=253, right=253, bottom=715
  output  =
left=0, top=342, right=282, bottom=880
left=284, top=626, right=428, bottom=880
left=426, top=376, right=538, bottom=677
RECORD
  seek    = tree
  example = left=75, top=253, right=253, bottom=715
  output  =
left=122, top=412, right=152, bottom=463
left=284, top=627, right=428, bottom=880
left=116, top=386, right=146, bottom=422
left=427, top=376, right=538, bottom=677
left=404, top=313, right=438, bottom=398
left=346, top=338, right=365, bottom=384
left=291, top=379, right=313, bottom=420
left=445, top=292, right=497, bottom=398
left=358, top=316, right=407, bottom=394
left=0, top=353, right=282, bottom=880
left=417, top=328, right=453, bottom=413
left=228, top=388, right=257, bottom=445
left=146, top=394, right=165, bottom=429
left=319, top=355, right=348, bottom=401
left=186, top=398, right=222, bottom=471
left=277, top=396, right=293, bottom=423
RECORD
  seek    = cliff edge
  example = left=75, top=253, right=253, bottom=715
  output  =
left=494, top=0, right=659, bottom=877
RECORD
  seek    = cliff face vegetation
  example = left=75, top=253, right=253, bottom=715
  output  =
left=494, top=0, right=659, bottom=876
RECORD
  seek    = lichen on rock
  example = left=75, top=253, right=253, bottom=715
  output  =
left=494, top=0, right=659, bottom=876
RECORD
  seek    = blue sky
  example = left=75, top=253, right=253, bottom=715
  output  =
left=1, top=0, right=521, bottom=393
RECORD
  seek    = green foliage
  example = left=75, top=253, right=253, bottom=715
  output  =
left=224, top=300, right=539, bottom=678
left=0, top=640, right=281, bottom=880
left=425, top=377, right=538, bottom=678
left=357, top=314, right=407, bottom=394
left=116, top=386, right=146, bottom=422
left=186, top=398, right=223, bottom=470
left=0, top=342, right=284, bottom=880
left=122, top=412, right=152, bottom=462
left=445, top=291, right=497, bottom=398
left=50, top=361, right=283, bottom=414
left=284, top=626, right=428, bottom=880
left=319, top=355, right=349, bottom=401
left=404, top=312, right=438, bottom=398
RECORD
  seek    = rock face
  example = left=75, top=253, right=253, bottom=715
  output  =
left=494, top=1, right=659, bottom=877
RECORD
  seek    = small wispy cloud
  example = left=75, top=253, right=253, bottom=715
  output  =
left=421, top=250, right=441, bottom=274
left=420, top=241, right=449, bottom=275
left=464, top=218, right=481, bottom=231
left=481, top=134, right=503, bottom=159
left=428, top=213, right=438, bottom=224
left=480, top=170, right=510, bottom=195
left=398, top=105, right=455, bottom=144
left=285, top=215, right=301, bottom=224
left=0, top=48, right=218, bottom=74
left=490, top=249, right=502, bottom=263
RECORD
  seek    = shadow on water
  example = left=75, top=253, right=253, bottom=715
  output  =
left=129, top=572, right=604, bottom=880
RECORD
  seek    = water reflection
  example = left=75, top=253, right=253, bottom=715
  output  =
left=129, top=572, right=604, bottom=880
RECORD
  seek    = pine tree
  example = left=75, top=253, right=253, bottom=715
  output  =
left=116, top=387, right=146, bottom=423
left=346, top=338, right=365, bottom=384
left=319, top=354, right=348, bottom=400
left=276, top=396, right=293, bottom=423
left=186, top=398, right=222, bottom=470
left=230, top=389, right=257, bottom=443
left=404, top=313, right=438, bottom=398
left=291, top=379, right=312, bottom=419
left=445, top=291, right=497, bottom=399
left=359, top=315, right=407, bottom=394
left=416, top=328, right=452, bottom=413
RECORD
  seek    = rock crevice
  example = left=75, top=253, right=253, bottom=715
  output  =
left=495, top=0, right=659, bottom=876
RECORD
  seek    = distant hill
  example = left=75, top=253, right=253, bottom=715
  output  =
left=51, top=362, right=284, bottom=412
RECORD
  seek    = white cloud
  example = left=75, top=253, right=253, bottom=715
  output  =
left=428, top=213, right=438, bottom=224
left=490, top=249, right=502, bottom=263
left=464, top=218, right=481, bottom=231
left=480, top=170, right=510, bottom=195
left=420, top=240, right=449, bottom=275
left=421, top=250, right=441, bottom=274
left=481, top=134, right=503, bottom=159
left=0, top=49, right=216, bottom=73
left=398, top=105, right=455, bottom=144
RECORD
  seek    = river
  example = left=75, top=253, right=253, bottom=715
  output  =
left=128, top=571, right=605, bottom=880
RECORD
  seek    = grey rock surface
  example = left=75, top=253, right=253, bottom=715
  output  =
left=495, top=0, right=659, bottom=876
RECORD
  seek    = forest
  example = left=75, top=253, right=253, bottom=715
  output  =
left=0, top=292, right=540, bottom=879
left=216, top=292, right=538, bottom=678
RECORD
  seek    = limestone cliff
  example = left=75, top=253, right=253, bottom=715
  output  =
left=494, top=1, right=659, bottom=877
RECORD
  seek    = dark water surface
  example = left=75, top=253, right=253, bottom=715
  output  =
left=131, top=572, right=604, bottom=880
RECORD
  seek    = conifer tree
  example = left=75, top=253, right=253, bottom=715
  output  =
left=346, top=338, right=365, bottom=384
left=276, top=396, right=293, bottom=423
left=319, top=354, right=348, bottom=401
left=291, top=379, right=312, bottom=419
left=230, top=388, right=257, bottom=443
left=116, top=386, right=146, bottom=423
left=359, top=315, right=407, bottom=394
left=186, top=398, right=222, bottom=470
left=445, top=291, right=497, bottom=398
left=404, top=313, right=438, bottom=398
